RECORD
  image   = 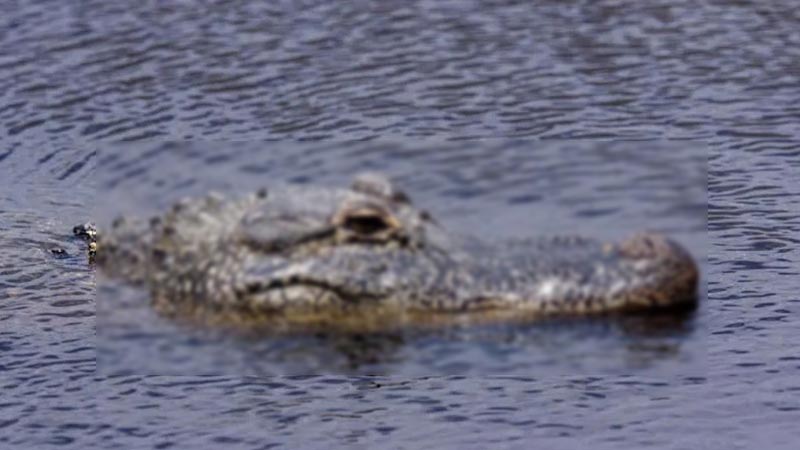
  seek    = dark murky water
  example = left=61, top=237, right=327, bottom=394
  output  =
left=1, top=0, right=798, bottom=448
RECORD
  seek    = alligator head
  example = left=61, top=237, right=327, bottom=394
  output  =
left=93, top=173, right=699, bottom=326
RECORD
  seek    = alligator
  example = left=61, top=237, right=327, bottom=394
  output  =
left=81, top=173, right=699, bottom=327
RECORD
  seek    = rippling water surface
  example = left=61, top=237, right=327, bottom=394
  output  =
left=1, top=0, right=798, bottom=448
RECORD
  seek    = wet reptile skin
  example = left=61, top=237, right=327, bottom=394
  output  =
left=93, top=173, right=699, bottom=322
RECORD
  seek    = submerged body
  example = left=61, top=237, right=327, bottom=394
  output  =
left=90, top=173, right=698, bottom=324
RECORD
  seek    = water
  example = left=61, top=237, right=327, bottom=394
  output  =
left=1, top=0, right=798, bottom=448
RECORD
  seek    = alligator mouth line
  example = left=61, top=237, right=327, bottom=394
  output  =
left=237, top=276, right=384, bottom=307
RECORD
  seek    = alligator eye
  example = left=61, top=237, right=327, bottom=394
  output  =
left=333, top=204, right=401, bottom=241
left=343, top=212, right=392, bottom=235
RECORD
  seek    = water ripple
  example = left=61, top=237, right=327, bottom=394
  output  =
left=0, top=0, right=798, bottom=448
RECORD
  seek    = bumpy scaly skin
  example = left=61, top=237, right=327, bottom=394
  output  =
left=93, top=173, right=699, bottom=321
